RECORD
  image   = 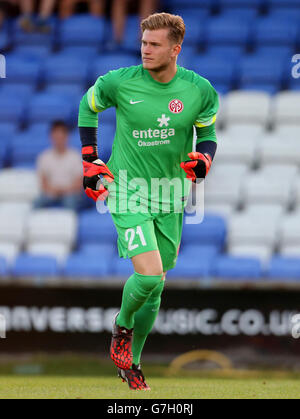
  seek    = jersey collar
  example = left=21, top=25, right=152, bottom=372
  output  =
left=143, top=65, right=180, bottom=88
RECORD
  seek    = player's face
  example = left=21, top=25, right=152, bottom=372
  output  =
left=51, top=128, right=69, bottom=152
left=141, top=29, right=181, bottom=72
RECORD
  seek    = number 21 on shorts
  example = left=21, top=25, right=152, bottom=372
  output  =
left=125, top=226, right=147, bottom=251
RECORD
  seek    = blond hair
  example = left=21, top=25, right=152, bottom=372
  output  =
left=141, top=12, right=185, bottom=44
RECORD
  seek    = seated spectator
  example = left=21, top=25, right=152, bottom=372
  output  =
left=112, top=0, right=158, bottom=44
left=0, top=6, right=4, bottom=30
left=59, top=0, right=158, bottom=45
left=59, top=0, right=104, bottom=18
left=0, top=0, right=13, bottom=31
left=19, top=0, right=56, bottom=33
left=0, top=1, right=11, bottom=51
left=35, top=121, right=83, bottom=211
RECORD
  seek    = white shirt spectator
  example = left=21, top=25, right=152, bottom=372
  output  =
left=37, top=148, right=82, bottom=190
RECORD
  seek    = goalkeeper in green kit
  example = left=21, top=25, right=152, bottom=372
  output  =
left=78, top=12, right=219, bottom=390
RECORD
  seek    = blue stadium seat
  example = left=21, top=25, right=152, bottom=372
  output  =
left=12, top=17, right=56, bottom=46
left=0, top=147, right=6, bottom=169
left=27, top=93, right=74, bottom=124
left=177, top=46, right=198, bottom=69
left=171, top=9, right=210, bottom=21
left=0, top=123, right=17, bottom=137
left=13, top=255, right=59, bottom=277
left=254, top=17, right=298, bottom=46
left=255, top=46, right=294, bottom=61
left=59, top=14, right=105, bottom=46
left=44, top=83, right=85, bottom=104
left=0, top=257, right=8, bottom=276
left=267, top=0, right=300, bottom=7
left=69, top=130, right=82, bottom=151
left=289, top=77, right=300, bottom=91
left=79, top=243, right=116, bottom=257
left=168, top=245, right=219, bottom=278
left=0, top=82, right=36, bottom=101
left=167, top=256, right=214, bottom=278
left=119, top=15, right=141, bottom=52
left=43, top=54, right=89, bottom=84
left=91, top=54, right=139, bottom=80
left=221, top=7, right=260, bottom=20
left=212, top=82, right=232, bottom=94
left=206, top=17, right=252, bottom=46
left=219, top=0, right=263, bottom=9
left=98, top=123, right=115, bottom=161
left=78, top=210, right=118, bottom=244
left=0, top=124, right=16, bottom=157
left=112, top=256, right=134, bottom=277
left=0, top=124, right=15, bottom=167
left=178, top=15, right=207, bottom=45
left=64, top=253, right=111, bottom=277
left=26, top=123, right=51, bottom=137
left=181, top=215, right=227, bottom=249
left=239, top=55, right=284, bottom=90
left=268, top=7, right=300, bottom=21
left=10, top=131, right=49, bottom=168
left=180, top=244, right=220, bottom=258
left=163, top=0, right=214, bottom=10
left=0, top=95, right=25, bottom=123
left=206, top=45, right=245, bottom=59
left=60, top=45, right=99, bottom=59
left=5, top=56, right=41, bottom=83
left=267, top=257, right=300, bottom=280
left=13, top=45, right=52, bottom=60
left=0, top=26, right=10, bottom=50
left=190, top=55, right=237, bottom=86
left=241, top=83, right=280, bottom=94
left=213, top=256, right=262, bottom=279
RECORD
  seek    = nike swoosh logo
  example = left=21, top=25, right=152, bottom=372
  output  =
left=130, top=100, right=144, bottom=105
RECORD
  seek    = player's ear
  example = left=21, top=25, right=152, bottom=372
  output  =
left=172, top=44, right=181, bottom=58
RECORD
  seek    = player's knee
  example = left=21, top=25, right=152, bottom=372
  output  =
left=135, top=271, right=163, bottom=292
left=134, top=259, right=163, bottom=277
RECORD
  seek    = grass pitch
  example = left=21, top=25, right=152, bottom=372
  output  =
left=0, top=355, right=299, bottom=399
left=0, top=376, right=300, bottom=399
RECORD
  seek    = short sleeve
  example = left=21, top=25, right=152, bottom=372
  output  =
left=86, top=70, right=120, bottom=113
left=194, top=79, right=219, bottom=128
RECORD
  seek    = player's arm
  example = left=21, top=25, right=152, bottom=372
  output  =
left=78, top=76, right=116, bottom=201
left=181, top=80, right=219, bottom=182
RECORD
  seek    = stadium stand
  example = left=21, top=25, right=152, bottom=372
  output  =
left=12, top=255, right=60, bottom=277
left=0, top=1, right=300, bottom=281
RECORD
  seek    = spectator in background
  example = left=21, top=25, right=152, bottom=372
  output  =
left=0, top=1, right=12, bottom=50
left=0, top=0, right=15, bottom=29
left=19, top=0, right=56, bottom=33
left=0, top=5, right=5, bottom=30
left=58, top=0, right=158, bottom=45
left=112, top=0, right=158, bottom=44
left=59, top=0, right=104, bottom=18
left=35, top=121, right=83, bottom=211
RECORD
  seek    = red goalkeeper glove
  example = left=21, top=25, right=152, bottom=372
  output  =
left=82, top=145, right=114, bottom=202
left=180, top=152, right=212, bottom=182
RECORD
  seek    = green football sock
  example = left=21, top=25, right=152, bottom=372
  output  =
left=116, top=271, right=163, bottom=330
left=132, top=279, right=165, bottom=366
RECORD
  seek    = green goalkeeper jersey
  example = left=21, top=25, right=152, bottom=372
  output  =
left=78, top=64, right=219, bottom=214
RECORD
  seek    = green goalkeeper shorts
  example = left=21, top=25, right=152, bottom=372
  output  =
left=110, top=211, right=184, bottom=272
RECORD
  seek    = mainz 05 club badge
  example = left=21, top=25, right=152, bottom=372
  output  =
left=168, top=99, right=184, bottom=114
